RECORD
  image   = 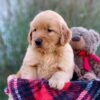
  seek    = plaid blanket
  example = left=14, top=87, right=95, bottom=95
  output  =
left=5, top=78, right=100, bottom=100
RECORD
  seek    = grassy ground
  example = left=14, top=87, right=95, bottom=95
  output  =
left=0, top=81, right=8, bottom=100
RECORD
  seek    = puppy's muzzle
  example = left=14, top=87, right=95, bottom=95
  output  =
left=35, top=39, right=43, bottom=46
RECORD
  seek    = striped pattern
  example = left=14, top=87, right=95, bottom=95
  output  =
left=5, top=79, right=100, bottom=100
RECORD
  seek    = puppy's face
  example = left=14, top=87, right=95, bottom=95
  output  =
left=28, top=10, right=72, bottom=53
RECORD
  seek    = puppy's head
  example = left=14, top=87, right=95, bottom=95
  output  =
left=28, top=10, right=72, bottom=53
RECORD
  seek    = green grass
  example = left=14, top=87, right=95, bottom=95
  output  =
left=0, top=81, right=8, bottom=100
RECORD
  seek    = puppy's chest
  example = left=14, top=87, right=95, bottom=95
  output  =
left=37, top=54, right=59, bottom=79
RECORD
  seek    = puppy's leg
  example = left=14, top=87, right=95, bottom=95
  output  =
left=8, top=65, right=37, bottom=82
left=17, top=65, right=37, bottom=80
left=49, top=71, right=72, bottom=90
left=7, top=74, right=17, bottom=82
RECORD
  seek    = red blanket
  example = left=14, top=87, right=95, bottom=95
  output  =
left=5, top=78, right=100, bottom=100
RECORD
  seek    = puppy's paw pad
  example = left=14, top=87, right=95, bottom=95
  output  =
left=7, top=74, right=17, bottom=82
left=49, top=78, right=66, bottom=90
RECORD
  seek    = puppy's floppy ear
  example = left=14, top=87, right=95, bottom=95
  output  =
left=27, top=30, right=32, bottom=44
left=27, top=21, right=33, bottom=44
left=60, top=24, right=72, bottom=45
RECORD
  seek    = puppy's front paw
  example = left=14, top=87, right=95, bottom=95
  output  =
left=7, top=74, right=17, bottom=82
left=49, top=78, right=67, bottom=90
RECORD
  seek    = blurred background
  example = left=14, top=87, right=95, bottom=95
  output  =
left=0, top=0, right=100, bottom=99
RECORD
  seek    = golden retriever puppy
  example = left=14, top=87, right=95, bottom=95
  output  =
left=8, top=10, right=74, bottom=90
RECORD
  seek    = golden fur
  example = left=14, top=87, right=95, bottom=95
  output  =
left=8, top=10, right=74, bottom=90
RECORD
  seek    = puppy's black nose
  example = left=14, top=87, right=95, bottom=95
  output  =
left=35, top=39, right=42, bottom=46
left=72, top=36, right=80, bottom=41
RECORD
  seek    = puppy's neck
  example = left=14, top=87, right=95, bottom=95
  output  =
left=33, top=46, right=63, bottom=57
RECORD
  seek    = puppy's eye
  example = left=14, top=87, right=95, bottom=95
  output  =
left=33, top=29, right=37, bottom=32
left=48, top=28, right=53, bottom=32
